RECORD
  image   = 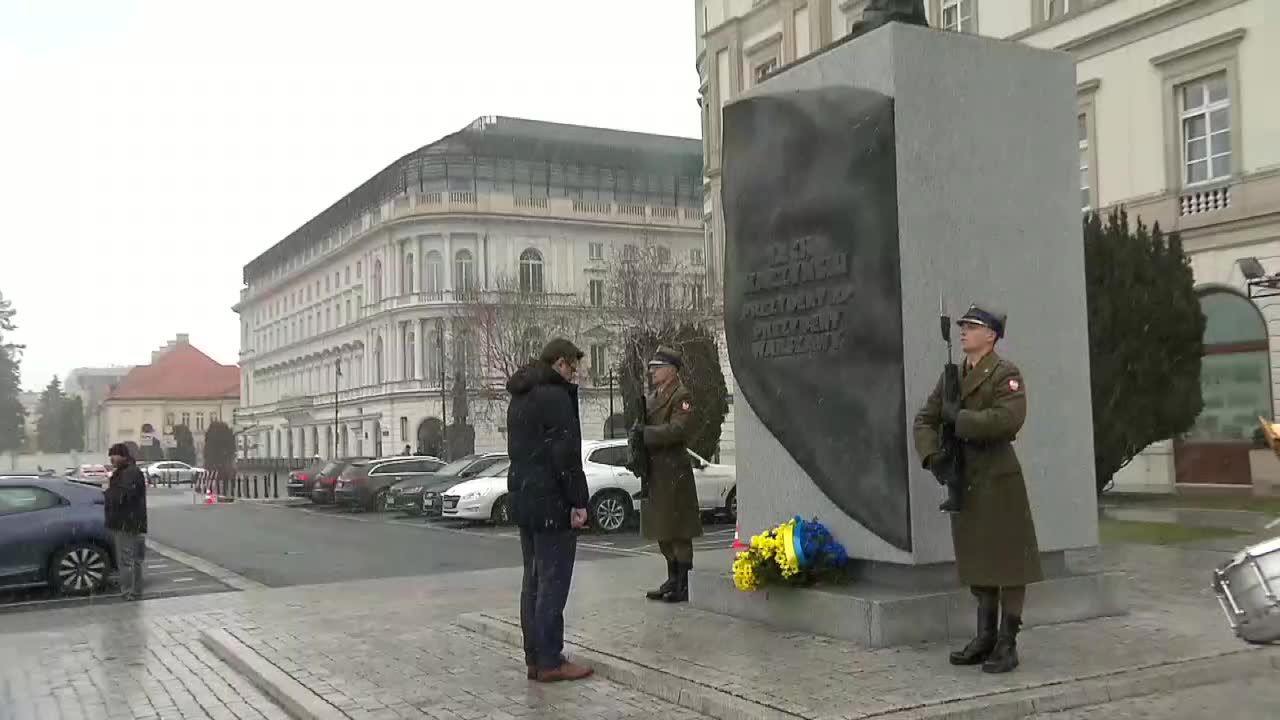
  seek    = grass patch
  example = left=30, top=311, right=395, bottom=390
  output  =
left=1100, top=518, right=1249, bottom=546
left=1102, top=492, right=1280, bottom=515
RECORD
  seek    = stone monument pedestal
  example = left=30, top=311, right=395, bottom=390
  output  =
left=711, top=22, right=1123, bottom=644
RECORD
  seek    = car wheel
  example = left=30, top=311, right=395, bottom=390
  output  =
left=491, top=495, right=512, bottom=525
left=591, top=491, right=632, bottom=534
left=725, top=487, right=738, bottom=523
left=51, top=543, right=110, bottom=596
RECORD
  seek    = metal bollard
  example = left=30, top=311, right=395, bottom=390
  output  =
left=253, top=475, right=259, bottom=499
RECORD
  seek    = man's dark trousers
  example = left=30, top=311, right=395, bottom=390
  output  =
left=519, top=526, right=578, bottom=670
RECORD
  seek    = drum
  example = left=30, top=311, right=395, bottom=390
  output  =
left=1213, top=535, right=1280, bottom=644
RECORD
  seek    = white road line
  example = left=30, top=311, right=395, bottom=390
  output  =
left=170, top=577, right=195, bottom=583
left=0, top=593, right=120, bottom=609
left=145, top=538, right=267, bottom=591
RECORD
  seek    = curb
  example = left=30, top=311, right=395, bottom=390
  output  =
left=146, top=538, right=268, bottom=591
left=455, top=612, right=1280, bottom=720
left=201, top=628, right=348, bottom=720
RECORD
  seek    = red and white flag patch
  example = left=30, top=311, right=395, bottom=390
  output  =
left=680, top=399, right=692, bottom=412
left=1008, top=378, right=1022, bottom=392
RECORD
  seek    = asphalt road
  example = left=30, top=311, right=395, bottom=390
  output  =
left=148, top=498, right=735, bottom=588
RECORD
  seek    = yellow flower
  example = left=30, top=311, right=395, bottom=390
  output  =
left=733, top=550, right=760, bottom=591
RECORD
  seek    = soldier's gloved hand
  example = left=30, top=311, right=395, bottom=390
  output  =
left=925, top=453, right=948, bottom=486
left=940, top=399, right=960, bottom=424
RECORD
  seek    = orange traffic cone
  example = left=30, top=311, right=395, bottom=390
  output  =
left=732, top=524, right=748, bottom=551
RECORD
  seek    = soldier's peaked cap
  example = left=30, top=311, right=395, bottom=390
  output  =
left=648, top=346, right=683, bottom=369
left=957, top=304, right=1007, bottom=339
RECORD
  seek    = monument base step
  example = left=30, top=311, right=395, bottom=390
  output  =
left=689, top=568, right=1127, bottom=648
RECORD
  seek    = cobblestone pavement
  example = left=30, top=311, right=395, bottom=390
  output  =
left=0, top=543, right=1272, bottom=720
left=1035, top=673, right=1280, bottom=719
left=0, top=610, right=289, bottom=720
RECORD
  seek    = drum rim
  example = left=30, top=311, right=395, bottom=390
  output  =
left=1230, top=534, right=1280, bottom=564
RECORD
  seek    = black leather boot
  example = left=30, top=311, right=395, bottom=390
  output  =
left=663, top=563, right=690, bottom=603
left=982, top=615, right=1022, bottom=673
left=646, top=559, right=677, bottom=600
left=949, top=599, right=998, bottom=665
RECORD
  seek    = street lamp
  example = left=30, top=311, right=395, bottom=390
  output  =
left=333, top=358, right=341, bottom=459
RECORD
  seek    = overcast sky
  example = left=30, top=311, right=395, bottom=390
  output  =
left=0, top=0, right=700, bottom=391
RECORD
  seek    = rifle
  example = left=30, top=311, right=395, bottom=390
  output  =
left=625, top=395, right=652, bottom=500
left=936, top=295, right=966, bottom=513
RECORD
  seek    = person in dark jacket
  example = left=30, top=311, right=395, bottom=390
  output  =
left=506, top=338, right=593, bottom=683
left=105, top=442, right=148, bottom=601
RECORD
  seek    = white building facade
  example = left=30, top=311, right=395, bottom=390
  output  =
left=234, top=117, right=705, bottom=461
left=695, top=0, right=1279, bottom=488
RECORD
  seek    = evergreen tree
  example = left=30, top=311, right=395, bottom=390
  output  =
left=204, top=420, right=236, bottom=472
left=171, top=424, right=197, bottom=465
left=1085, top=209, right=1205, bottom=494
left=618, top=322, right=730, bottom=461
left=60, top=395, right=85, bottom=452
left=0, top=291, right=25, bottom=453
left=36, top=376, right=65, bottom=453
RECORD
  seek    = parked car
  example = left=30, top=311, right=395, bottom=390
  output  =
left=143, top=460, right=204, bottom=485
left=0, top=476, right=116, bottom=595
left=74, top=464, right=111, bottom=488
left=334, top=456, right=445, bottom=511
left=304, top=458, right=371, bottom=504
left=285, top=459, right=332, bottom=498
left=440, top=460, right=513, bottom=524
left=577, top=440, right=738, bottom=533
left=390, top=453, right=508, bottom=516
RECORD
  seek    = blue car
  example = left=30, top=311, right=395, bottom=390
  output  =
left=0, top=475, right=117, bottom=595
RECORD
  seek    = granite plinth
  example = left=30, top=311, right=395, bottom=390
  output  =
left=725, top=22, right=1095, bottom=566
left=690, top=567, right=1128, bottom=648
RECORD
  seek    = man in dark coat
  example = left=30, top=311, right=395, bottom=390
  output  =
left=913, top=304, right=1041, bottom=674
left=638, top=346, right=703, bottom=603
left=506, top=338, right=593, bottom=683
left=105, top=442, right=148, bottom=601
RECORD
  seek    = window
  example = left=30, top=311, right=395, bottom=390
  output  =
left=372, top=260, right=383, bottom=303
left=692, top=282, right=705, bottom=312
left=1180, top=73, right=1231, bottom=186
left=942, top=0, right=975, bottom=32
left=1078, top=114, right=1090, bottom=211
left=691, top=248, right=705, bottom=266
left=656, top=246, right=671, bottom=264
left=590, top=344, right=607, bottom=381
left=406, top=331, right=416, bottom=379
left=589, top=279, right=604, bottom=307
left=181, top=412, right=191, bottom=428
left=356, top=261, right=362, bottom=279
left=659, top=283, right=672, bottom=308
left=519, top=248, right=544, bottom=293
left=753, top=58, right=778, bottom=84
left=345, top=300, right=351, bottom=322
left=1044, top=0, right=1071, bottom=20
left=326, top=307, right=331, bottom=329
left=196, top=412, right=205, bottom=431
left=404, top=253, right=415, bottom=294
left=165, top=412, right=175, bottom=428
left=589, top=242, right=604, bottom=261
left=425, top=251, right=443, bottom=294
left=0, top=486, right=63, bottom=516
left=623, top=244, right=639, bottom=261
left=374, top=336, right=384, bottom=384
left=345, top=266, right=351, bottom=284
left=454, top=249, right=476, bottom=293
left=400, top=417, right=409, bottom=442
left=588, top=446, right=629, bottom=467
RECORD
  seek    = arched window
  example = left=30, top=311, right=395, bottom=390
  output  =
left=405, top=253, right=415, bottom=295
left=425, top=251, right=443, bottom=295
left=519, top=248, right=544, bottom=293
left=1186, top=288, right=1272, bottom=443
left=455, top=249, right=475, bottom=294
left=426, top=325, right=442, bottom=382
left=372, top=260, right=383, bottom=303
left=406, top=331, right=416, bottom=379
left=374, top=335, right=385, bottom=385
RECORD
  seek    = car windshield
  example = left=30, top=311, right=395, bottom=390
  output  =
left=434, top=457, right=479, bottom=476
left=476, top=460, right=511, bottom=478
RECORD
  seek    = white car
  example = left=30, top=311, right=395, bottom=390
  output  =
left=144, top=461, right=204, bottom=485
left=439, top=440, right=736, bottom=533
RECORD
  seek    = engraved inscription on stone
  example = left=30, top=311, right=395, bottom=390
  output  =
left=744, top=235, right=855, bottom=360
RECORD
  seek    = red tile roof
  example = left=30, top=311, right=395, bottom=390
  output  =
left=108, top=343, right=239, bottom=401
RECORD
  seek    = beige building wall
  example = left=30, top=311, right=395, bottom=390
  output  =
left=102, top=398, right=238, bottom=461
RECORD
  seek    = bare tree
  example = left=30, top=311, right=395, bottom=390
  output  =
left=448, top=273, right=594, bottom=423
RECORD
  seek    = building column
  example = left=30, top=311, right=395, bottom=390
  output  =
left=445, top=235, right=454, bottom=292
left=417, top=319, right=426, bottom=380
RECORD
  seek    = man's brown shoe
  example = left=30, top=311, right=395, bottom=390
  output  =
left=535, top=661, right=593, bottom=683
